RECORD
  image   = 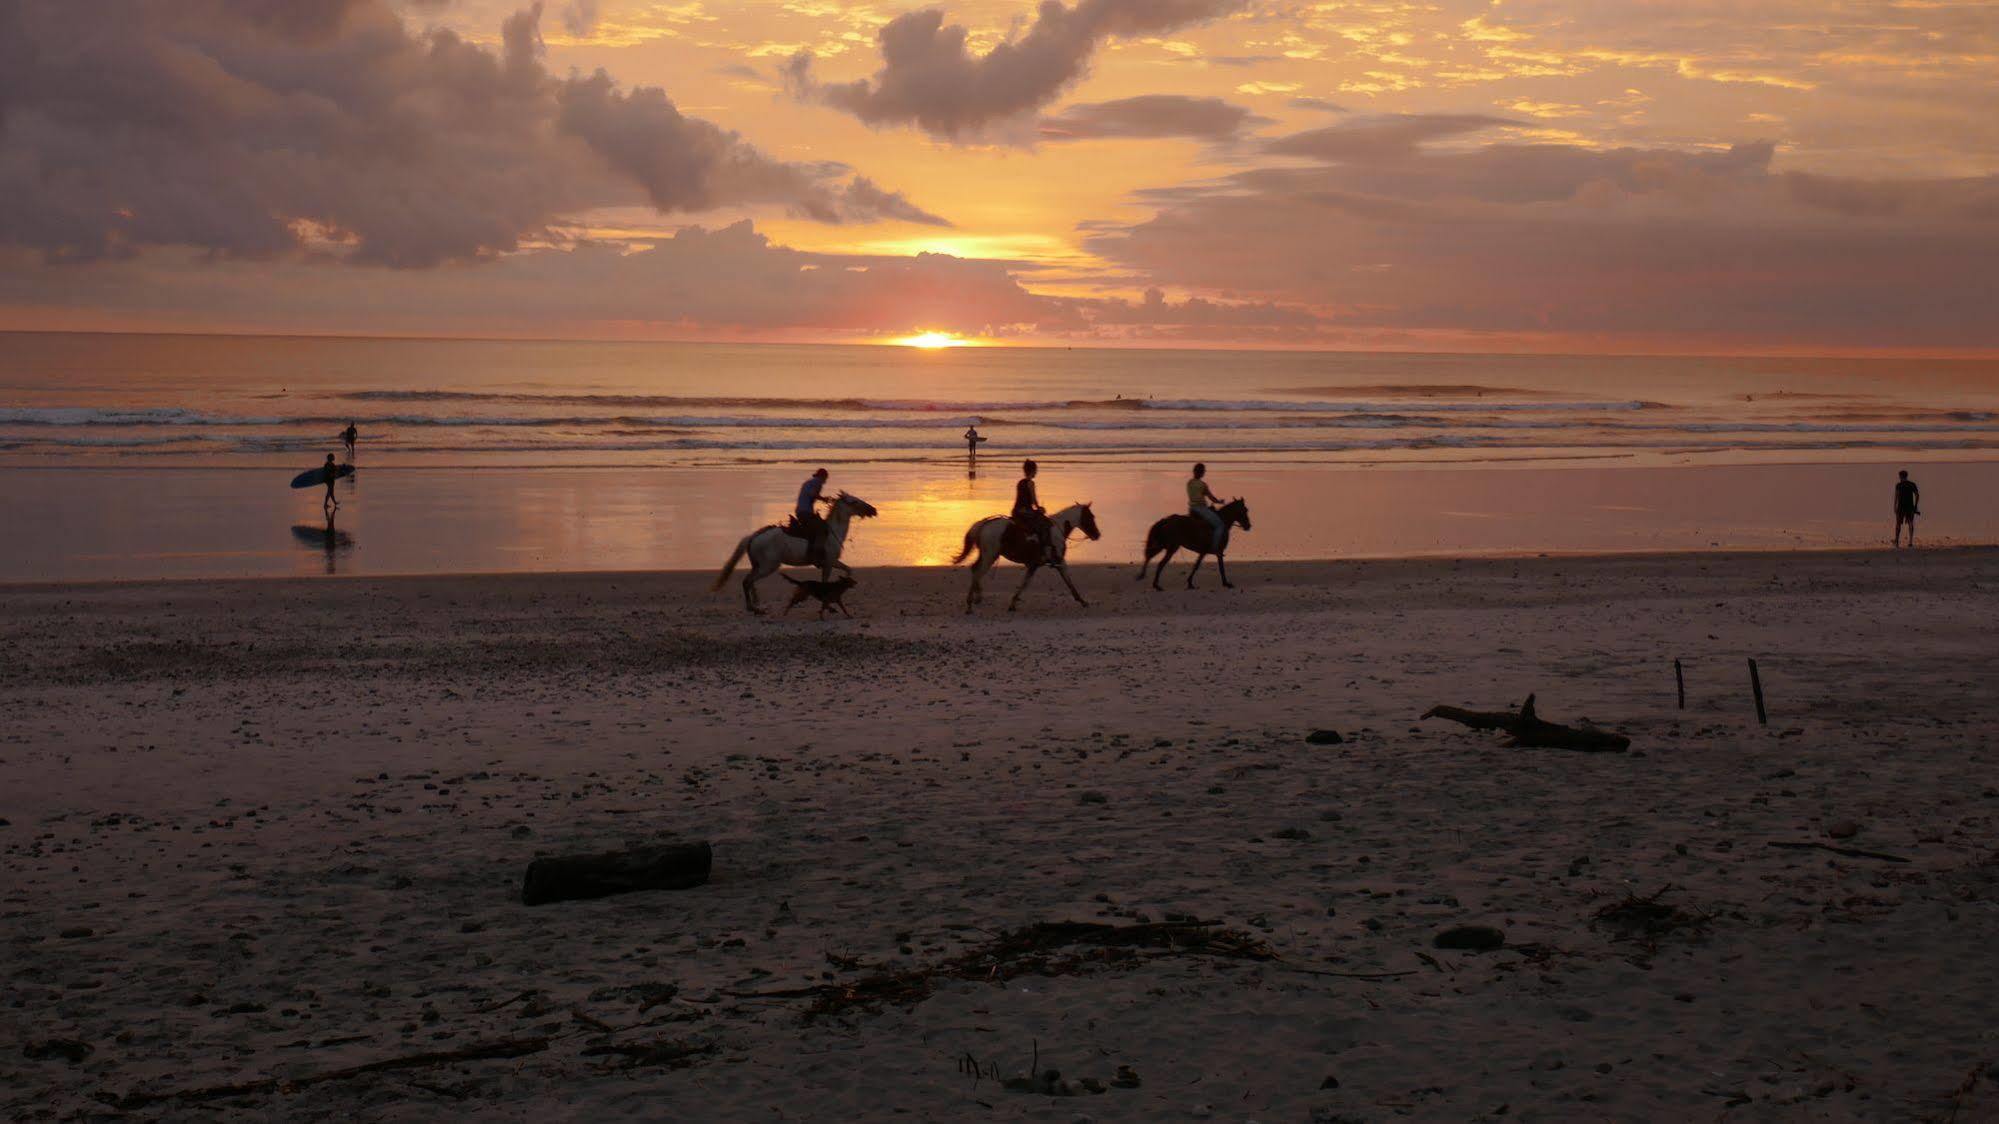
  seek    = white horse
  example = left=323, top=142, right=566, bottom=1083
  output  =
left=713, top=492, right=879, bottom=614
left=949, top=502, right=1102, bottom=613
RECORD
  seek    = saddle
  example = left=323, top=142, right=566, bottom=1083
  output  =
left=783, top=514, right=826, bottom=565
left=1003, top=516, right=1053, bottom=561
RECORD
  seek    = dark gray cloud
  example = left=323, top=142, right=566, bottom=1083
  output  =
left=0, top=0, right=944, bottom=268
left=1087, top=114, right=1999, bottom=347
left=1039, top=95, right=1268, bottom=141
left=785, top=0, right=1246, bottom=139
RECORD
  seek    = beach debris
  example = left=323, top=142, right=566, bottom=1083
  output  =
left=1432, top=925, right=1506, bottom=952
left=1826, top=820, right=1862, bottom=839
left=1305, top=729, right=1344, bottom=745
left=1766, top=841, right=1910, bottom=864
left=1591, top=885, right=1712, bottom=953
left=1748, top=658, right=1769, bottom=725
left=23, top=1038, right=93, bottom=1065
left=1420, top=694, right=1630, bottom=752
left=728, top=920, right=1275, bottom=1017
left=520, top=841, right=711, bottom=906
left=103, top=1037, right=552, bottom=1110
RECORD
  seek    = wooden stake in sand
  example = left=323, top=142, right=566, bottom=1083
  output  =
left=1674, top=659, right=1685, bottom=710
left=1748, top=658, right=1768, bottom=725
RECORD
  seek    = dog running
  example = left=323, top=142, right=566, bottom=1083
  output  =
left=780, top=573, right=857, bottom=617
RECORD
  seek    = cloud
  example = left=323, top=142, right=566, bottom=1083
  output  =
left=784, top=0, right=1247, bottom=139
left=0, top=0, right=943, bottom=268
left=1088, top=114, right=1999, bottom=348
left=557, top=0, right=597, bottom=36
left=1038, top=95, right=1268, bottom=141
left=1263, top=114, right=1518, bottom=162
left=0, top=218, right=1339, bottom=342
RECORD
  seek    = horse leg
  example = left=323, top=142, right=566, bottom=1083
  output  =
left=1187, top=553, right=1205, bottom=590
left=1151, top=546, right=1178, bottom=590
left=1136, top=539, right=1155, bottom=582
left=1217, top=553, right=1233, bottom=589
left=1055, top=563, right=1088, bottom=607
left=1008, top=564, right=1039, bottom=612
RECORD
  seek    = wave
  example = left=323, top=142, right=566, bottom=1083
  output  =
left=327, top=390, right=1663, bottom=415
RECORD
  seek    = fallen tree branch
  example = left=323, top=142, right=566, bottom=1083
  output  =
left=1767, top=841, right=1911, bottom=864
left=1422, top=694, right=1630, bottom=752
left=727, top=920, right=1275, bottom=1017
left=103, top=1038, right=549, bottom=1110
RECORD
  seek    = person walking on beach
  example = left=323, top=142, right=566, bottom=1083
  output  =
left=321, top=453, right=341, bottom=514
left=794, top=467, right=831, bottom=564
left=341, top=422, right=358, bottom=455
left=964, top=424, right=983, bottom=459
left=1187, top=462, right=1225, bottom=551
left=1894, top=470, right=1921, bottom=547
left=1013, top=459, right=1053, bottom=562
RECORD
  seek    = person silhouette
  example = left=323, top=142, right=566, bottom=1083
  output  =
left=1893, top=470, right=1920, bottom=547
left=321, top=453, right=340, bottom=514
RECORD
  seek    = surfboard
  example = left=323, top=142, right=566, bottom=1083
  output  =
left=290, top=463, right=355, bottom=489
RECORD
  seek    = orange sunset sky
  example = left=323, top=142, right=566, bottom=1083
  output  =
left=2, top=0, right=1995, bottom=352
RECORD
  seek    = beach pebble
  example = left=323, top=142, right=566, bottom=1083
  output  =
left=1306, top=729, right=1343, bottom=745
left=1111, top=1065, right=1141, bottom=1088
left=1078, top=790, right=1108, bottom=805
left=1274, top=827, right=1313, bottom=841
left=23, top=1039, right=92, bottom=1065
left=1826, top=820, right=1861, bottom=839
left=1433, top=925, right=1505, bottom=951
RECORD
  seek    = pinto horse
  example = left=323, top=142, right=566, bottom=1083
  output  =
left=950, top=502, right=1101, bottom=613
left=1138, top=497, right=1251, bottom=590
left=713, top=492, right=878, bottom=613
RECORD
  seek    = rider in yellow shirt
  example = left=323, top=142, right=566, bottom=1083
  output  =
left=1187, top=462, right=1224, bottom=549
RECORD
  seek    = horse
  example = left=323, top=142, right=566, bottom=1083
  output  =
left=1138, top=497, right=1251, bottom=590
left=949, top=502, right=1101, bottom=613
left=713, top=492, right=879, bottom=614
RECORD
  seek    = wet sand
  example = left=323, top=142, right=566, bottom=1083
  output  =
left=3, top=459, right=1995, bottom=581
left=4, top=550, right=1998, bottom=1120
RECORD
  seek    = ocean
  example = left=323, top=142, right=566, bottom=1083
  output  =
left=2, top=331, right=1995, bottom=581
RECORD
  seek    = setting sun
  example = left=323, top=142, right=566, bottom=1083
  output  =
left=894, top=331, right=973, bottom=349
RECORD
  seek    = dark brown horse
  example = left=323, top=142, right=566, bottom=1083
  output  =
left=1138, top=497, right=1251, bottom=590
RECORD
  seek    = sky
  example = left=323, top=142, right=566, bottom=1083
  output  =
left=2, top=0, right=1996, bottom=352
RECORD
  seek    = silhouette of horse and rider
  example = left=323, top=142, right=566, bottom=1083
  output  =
left=1139, top=461, right=1252, bottom=589
left=714, top=460, right=1248, bottom=614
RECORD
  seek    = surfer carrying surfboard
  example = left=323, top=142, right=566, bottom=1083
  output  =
left=964, top=425, right=985, bottom=458
left=320, top=453, right=341, bottom=513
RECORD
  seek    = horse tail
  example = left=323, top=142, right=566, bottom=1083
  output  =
left=1137, top=519, right=1162, bottom=574
left=948, top=523, right=981, bottom=566
left=712, top=534, right=752, bottom=590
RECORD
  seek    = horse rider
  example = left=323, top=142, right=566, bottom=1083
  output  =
left=1187, top=462, right=1225, bottom=549
left=793, top=467, right=832, bottom=565
left=1013, top=459, right=1054, bottom=562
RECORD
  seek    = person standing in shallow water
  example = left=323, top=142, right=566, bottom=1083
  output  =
left=341, top=422, right=357, bottom=455
left=1894, top=470, right=1921, bottom=547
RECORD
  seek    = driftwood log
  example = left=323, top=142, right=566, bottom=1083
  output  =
left=1421, top=694, right=1630, bottom=753
left=521, top=842, right=712, bottom=906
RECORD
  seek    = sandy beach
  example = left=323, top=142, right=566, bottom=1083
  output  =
left=5, top=550, right=1998, bottom=1121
